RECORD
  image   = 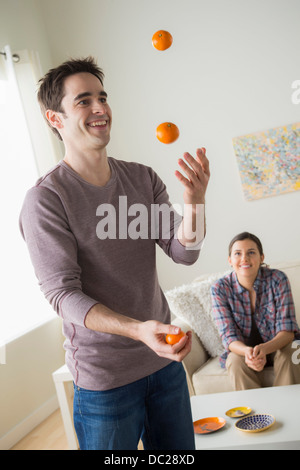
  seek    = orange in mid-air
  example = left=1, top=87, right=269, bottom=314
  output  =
left=156, top=122, right=179, bottom=144
left=152, top=30, right=173, bottom=51
left=165, top=331, right=186, bottom=345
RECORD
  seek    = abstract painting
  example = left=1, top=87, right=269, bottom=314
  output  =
left=232, top=122, right=300, bottom=201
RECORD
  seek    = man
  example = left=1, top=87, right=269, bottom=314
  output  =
left=19, top=57, right=210, bottom=450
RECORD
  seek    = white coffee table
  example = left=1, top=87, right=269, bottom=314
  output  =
left=191, top=384, right=300, bottom=450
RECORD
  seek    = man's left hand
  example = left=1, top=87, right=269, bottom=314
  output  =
left=175, top=147, right=210, bottom=205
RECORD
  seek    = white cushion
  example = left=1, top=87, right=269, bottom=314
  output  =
left=166, top=271, right=228, bottom=357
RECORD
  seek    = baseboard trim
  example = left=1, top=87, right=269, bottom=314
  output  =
left=0, top=395, right=58, bottom=450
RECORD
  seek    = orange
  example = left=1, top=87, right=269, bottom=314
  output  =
left=156, top=122, right=179, bottom=144
left=152, top=30, right=173, bottom=51
left=165, top=331, right=186, bottom=345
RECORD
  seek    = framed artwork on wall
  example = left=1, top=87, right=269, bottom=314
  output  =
left=233, top=122, right=300, bottom=201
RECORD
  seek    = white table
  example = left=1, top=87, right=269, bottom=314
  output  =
left=191, top=384, right=300, bottom=450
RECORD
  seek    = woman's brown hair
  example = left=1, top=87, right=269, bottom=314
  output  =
left=228, top=232, right=264, bottom=256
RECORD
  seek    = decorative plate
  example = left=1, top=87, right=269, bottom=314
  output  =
left=235, top=414, right=275, bottom=433
left=194, top=417, right=226, bottom=434
left=225, top=406, right=252, bottom=418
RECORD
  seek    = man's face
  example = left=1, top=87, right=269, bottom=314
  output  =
left=52, top=72, right=112, bottom=152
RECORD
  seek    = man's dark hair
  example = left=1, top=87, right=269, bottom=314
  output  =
left=37, top=56, right=104, bottom=140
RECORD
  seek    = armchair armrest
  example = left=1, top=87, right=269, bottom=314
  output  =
left=172, top=317, right=209, bottom=396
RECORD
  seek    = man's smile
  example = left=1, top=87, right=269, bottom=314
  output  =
left=87, top=119, right=109, bottom=128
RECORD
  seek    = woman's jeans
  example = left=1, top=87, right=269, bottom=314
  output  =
left=73, top=361, right=195, bottom=450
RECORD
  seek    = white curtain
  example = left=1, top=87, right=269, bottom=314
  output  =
left=0, top=46, right=57, bottom=346
left=5, top=45, right=60, bottom=175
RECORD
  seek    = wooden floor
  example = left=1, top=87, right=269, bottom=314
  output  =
left=11, top=409, right=69, bottom=451
left=10, top=409, right=143, bottom=450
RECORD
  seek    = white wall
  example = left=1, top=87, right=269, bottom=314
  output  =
left=38, top=0, right=300, bottom=290
left=0, top=0, right=53, bottom=74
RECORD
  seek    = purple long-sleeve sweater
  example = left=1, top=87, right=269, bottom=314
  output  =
left=19, top=157, right=201, bottom=390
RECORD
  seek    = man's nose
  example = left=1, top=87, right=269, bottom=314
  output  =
left=92, top=101, right=106, bottom=114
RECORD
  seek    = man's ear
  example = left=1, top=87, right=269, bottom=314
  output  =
left=45, top=109, right=64, bottom=131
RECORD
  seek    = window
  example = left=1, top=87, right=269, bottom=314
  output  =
left=0, top=48, right=59, bottom=344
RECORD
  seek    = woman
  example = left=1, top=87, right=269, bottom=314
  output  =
left=211, top=232, right=300, bottom=390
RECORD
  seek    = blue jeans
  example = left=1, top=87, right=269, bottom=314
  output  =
left=73, top=361, right=195, bottom=450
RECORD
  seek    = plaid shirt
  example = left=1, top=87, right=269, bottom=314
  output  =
left=211, top=268, right=300, bottom=368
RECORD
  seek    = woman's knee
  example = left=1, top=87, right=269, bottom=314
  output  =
left=226, top=352, right=246, bottom=371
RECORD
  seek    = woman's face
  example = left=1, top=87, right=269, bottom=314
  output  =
left=228, top=238, right=264, bottom=279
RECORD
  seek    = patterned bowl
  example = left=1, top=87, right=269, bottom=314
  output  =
left=235, top=414, right=275, bottom=433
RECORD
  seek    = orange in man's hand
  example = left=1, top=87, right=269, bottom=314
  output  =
left=165, top=331, right=186, bottom=345
left=156, top=122, right=179, bottom=144
left=152, top=30, right=173, bottom=51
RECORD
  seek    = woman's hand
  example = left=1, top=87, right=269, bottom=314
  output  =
left=245, top=345, right=267, bottom=372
